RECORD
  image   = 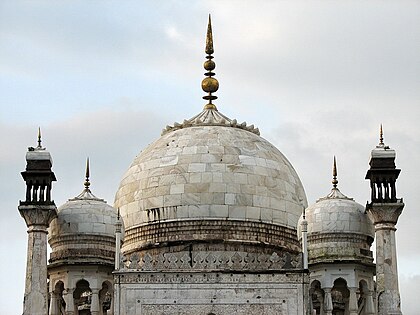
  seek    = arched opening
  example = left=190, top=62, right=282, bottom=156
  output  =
left=74, top=279, right=92, bottom=315
left=310, top=280, right=324, bottom=315
left=99, top=281, right=113, bottom=315
left=331, top=278, right=349, bottom=315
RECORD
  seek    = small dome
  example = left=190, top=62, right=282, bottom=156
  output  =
left=298, top=187, right=374, bottom=265
left=49, top=187, right=118, bottom=266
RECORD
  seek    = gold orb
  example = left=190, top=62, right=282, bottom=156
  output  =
left=204, top=60, right=215, bottom=71
left=201, top=77, right=219, bottom=93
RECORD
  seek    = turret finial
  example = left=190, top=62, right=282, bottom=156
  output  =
left=84, top=157, right=91, bottom=191
left=205, top=14, right=214, bottom=55
left=117, top=207, right=120, bottom=220
left=37, top=127, right=42, bottom=149
left=379, top=124, right=384, bottom=145
left=332, top=156, right=338, bottom=189
left=202, top=14, right=219, bottom=111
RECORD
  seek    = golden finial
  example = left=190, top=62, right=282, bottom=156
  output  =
left=37, top=127, right=42, bottom=148
left=202, top=14, right=219, bottom=111
left=332, top=156, right=338, bottom=189
left=379, top=124, right=384, bottom=145
left=84, top=157, right=91, bottom=191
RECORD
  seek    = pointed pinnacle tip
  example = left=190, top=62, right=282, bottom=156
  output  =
left=37, top=127, right=42, bottom=148
left=205, top=15, right=214, bottom=55
left=332, top=156, right=338, bottom=188
left=86, top=157, right=90, bottom=178
left=379, top=124, right=384, bottom=145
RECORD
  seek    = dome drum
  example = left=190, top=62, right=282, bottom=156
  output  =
left=48, top=234, right=115, bottom=266
left=307, top=232, right=374, bottom=265
left=121, top=218, right=302, bottom=256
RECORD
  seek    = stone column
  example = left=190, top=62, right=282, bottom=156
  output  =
left=348, top=287, right=358, bottom=315
left=108, top=292, right=114, bottom=315
left=365, top=290, right=375, bottom=315
left=368, top=203, right=404, bottom=315
left=63, top=288, right=75, bottom=315
left=113, top=275, right=120, bottom=315
left=19, top=205, right=57, bottom=315
left=49, top=292, right=59, bottom=315
left=323, top=288, right=333, bottom=315
left=91, top=288, right=100, bottom=315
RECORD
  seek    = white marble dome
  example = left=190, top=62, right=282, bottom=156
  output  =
left=48, top=187, right=117, bottom=266
left=115, top=107, right=307, bottom=254
left=298, top=187, right=374, bottom=264
left=298, top=188, right=374, bottom=237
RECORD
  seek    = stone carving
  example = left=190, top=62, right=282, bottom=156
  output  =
left=124, top=250, right=302, bottom=271
left=367, top=203, right=404, bottom=225
left=161, top=108, right=261, bottom=136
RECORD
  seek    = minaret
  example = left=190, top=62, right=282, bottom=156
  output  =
left=365, top=125, right=404, bottom=315
left=18, top=128, right=58, bottom=315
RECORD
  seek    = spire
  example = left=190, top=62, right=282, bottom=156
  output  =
left=379, top=124, right=384, bottom=145
left=332, top=156, right=338, bottom=189
left=84, top=157, right=91, bottom=192
left=202, top=14, right=219, bottom=111
left=37, top=127, right=42, bottom=149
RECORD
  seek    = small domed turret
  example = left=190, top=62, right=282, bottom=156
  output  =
left=48, top=159, right=118, bottom=266
left=298, top=157, right=374, bottom=265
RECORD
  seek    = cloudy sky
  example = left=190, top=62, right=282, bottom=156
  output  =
left=1, top=1, right=419, bottom=314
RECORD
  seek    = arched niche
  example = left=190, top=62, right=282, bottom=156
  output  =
left=310, top=280, right=324, bottom=315
left=74, top=279, right=92, bottom=315
left=331, top=278, right=349, bottom=315
left=99, top=280, right=113, bottom=315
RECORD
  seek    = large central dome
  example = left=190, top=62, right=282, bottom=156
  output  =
left=114, top=17, right=307, bottom=258
left=114, top=107, right=307, bottom=255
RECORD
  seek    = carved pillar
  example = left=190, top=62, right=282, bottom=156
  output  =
left=63, top=288, right=75, bottom=315
left=108, top=293, right=114, bottom=315
left=365, top=290, right=375, bottom=315
left=91, top=289, right=100, bottom=315
left=113, top=277, right=120, bottom=315
left=323, top=288, right=333, bottom=315
left=19, top=206, right=57, bottom=315
left=367, top=203, right=404, bottom=315
left=348, top=287, right=358, bottom=315
left=49, top=292, right=58, bottom=315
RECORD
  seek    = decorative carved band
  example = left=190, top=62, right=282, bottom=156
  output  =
left=114, top=271, right=306, bottom=285
left=49, top=233, right=115, bottom=248
left=308, top=232, right=373, bottom=245
left=366, top=202, right=404, bottom=225
left=49, top=247, right=115, bottom=265
left=122, top=219, right=300, bottom=253
left=120, top=247, right=303, bottom=272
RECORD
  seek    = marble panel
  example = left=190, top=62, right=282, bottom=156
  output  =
left=170, top=184, right=184, bottom=194
left=209, top=205, right=229, bottom=217
left=188, top=163, right=207, bottom=173
left=246, top=206, right=261, bottom=220
left=229, top=206, right=246, bottom=219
